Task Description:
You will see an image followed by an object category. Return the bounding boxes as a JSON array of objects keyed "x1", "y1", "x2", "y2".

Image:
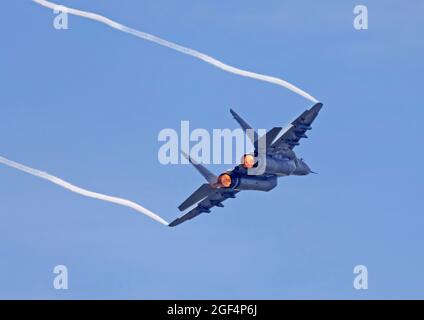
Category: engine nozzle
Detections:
[
  {"x1": 218, "y1": 173, "x2": 232, "y2": 188},
  {"x1": 242, "y1": 154, "x2": 256, "y2": 169}
]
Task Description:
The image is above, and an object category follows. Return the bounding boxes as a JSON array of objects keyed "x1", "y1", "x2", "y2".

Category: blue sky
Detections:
[{"x1": 0, "y1": 0, "x2": 423, "y2": 299}]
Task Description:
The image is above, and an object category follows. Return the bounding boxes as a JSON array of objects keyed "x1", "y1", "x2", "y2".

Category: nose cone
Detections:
[
  {"x1": 293, "y1": 159, "x2": 314, "y2": 176},
  {"x1": 304, "y1": 160, "x2": 314, "y2": 174}
]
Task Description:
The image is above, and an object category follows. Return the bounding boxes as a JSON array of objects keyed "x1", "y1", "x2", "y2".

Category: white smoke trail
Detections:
[
  {"x1": 0, "y1": 155, "x2": 169, "y2": 226},
  {"x1": 33, "y1": 0, "x2": 319, "y2": 103}
]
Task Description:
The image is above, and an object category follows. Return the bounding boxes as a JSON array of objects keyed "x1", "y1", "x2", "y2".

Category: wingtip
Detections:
[
  {"x1": 312, "y1": 102, "x2": 323, "y2": 111},
  {"x1": 168, "y1": 219, "x2": 180, "y2": 227}
]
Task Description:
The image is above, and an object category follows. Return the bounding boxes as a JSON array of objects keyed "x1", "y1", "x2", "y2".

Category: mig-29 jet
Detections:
[{"x1": 169, "y1": 102, "x2": 323, "y2": 227}]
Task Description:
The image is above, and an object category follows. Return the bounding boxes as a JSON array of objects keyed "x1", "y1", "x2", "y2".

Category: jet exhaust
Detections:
[
  {"x1": 33, "y1": 0, "x2": 319, "y2": 103},
  {"x1": 242, "y1": 154, "x2": 256, "y2": 169},
  {"x1": 217, "y1": 171, "x2": 277, "y2": 191},
  {"x1": 218, "y1": 173, "x2": 232, "y2": 188},
  {"x1": 0, "y1": 156, "x2": 169, "y2": 226}
]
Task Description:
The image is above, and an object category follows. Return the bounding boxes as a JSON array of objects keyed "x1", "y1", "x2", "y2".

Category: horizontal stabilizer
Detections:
[
  {"x1": 181, "y1": 151, "x2": 217, "y2": 184},
  {"x1": 230, "y1": 109, "x2": 258, "y2": 144}
]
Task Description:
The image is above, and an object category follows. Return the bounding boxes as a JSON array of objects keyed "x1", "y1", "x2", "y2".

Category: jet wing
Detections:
[
  {"x1": 178, "y1": 183, "x2": 215, "y2": 212},
  {"x1": 169, "y1": 188, "x2": 240, "y2": 227},
  {"x1": 271, "y1": 102, "x2": 323, "y2": 151},
  {"x1": 255, "y1": 126, "x2": 283, "y2": 152}
]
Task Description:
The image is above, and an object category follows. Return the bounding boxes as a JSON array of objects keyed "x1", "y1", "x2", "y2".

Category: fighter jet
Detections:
[{"x1": 169, "y1": 102, "x2": 323, "y2": 227}]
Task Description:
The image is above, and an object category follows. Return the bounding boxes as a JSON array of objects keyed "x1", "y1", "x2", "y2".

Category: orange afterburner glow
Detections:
[
  {"x1": 243, "y1": 154, "x2": 256, "y2": 169},
  {"x1": 219, "y1": 173, "x2": 232, "y2": 188}
]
